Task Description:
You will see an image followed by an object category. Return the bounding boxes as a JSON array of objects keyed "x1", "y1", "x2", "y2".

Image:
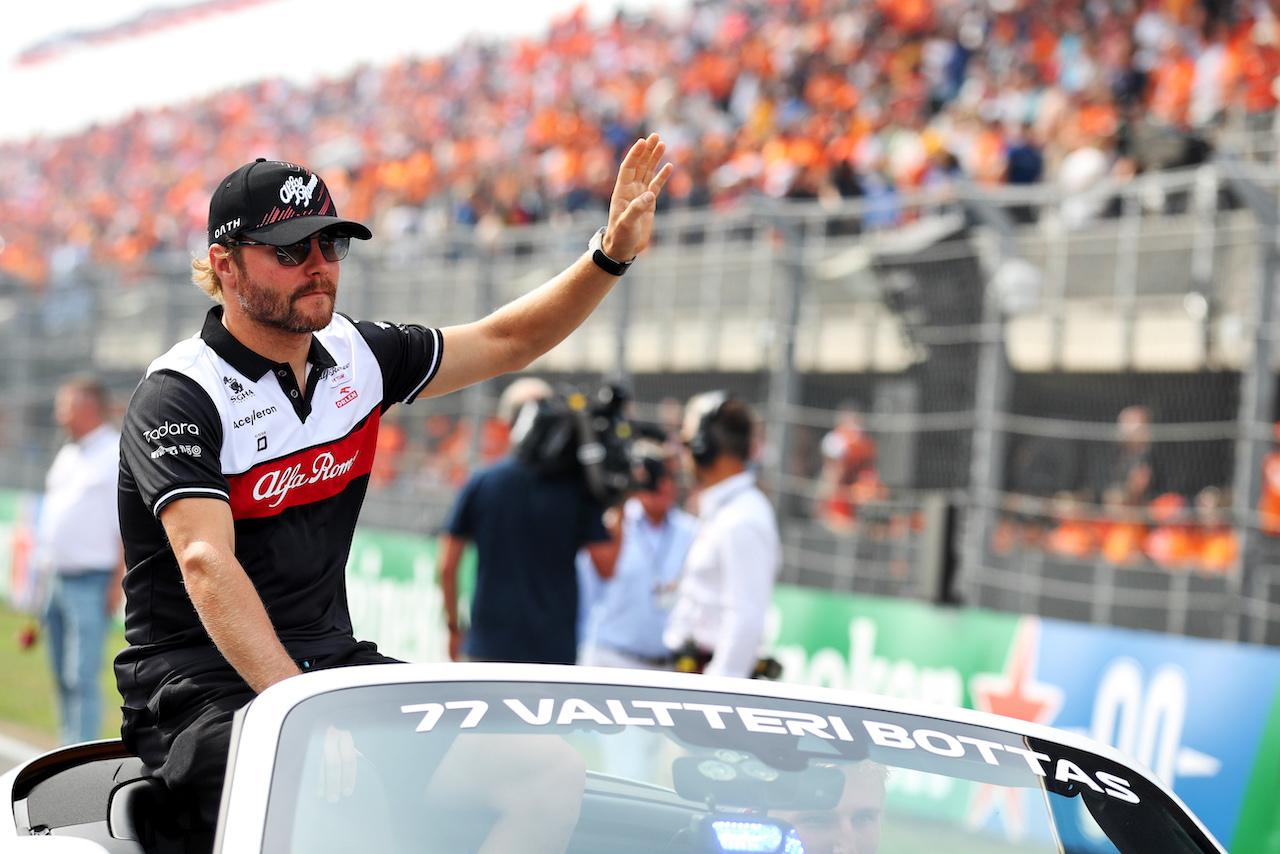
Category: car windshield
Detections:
[{"x1": 259, "y1": 681, "x2": 1215, "y2": 854}]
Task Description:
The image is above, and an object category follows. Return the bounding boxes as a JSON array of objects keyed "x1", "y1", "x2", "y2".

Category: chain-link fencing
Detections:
[{"x1": 6, "y1": 161, "x2": 1280, "y2": 644}]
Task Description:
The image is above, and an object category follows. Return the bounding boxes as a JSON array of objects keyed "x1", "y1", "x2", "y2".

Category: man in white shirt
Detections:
[
  {"x1": 663, "y1": 392, "x2": 780, "y2": 678},
  {"x1": 37, "y1": 376, "x2": 124, "y2": 744}
]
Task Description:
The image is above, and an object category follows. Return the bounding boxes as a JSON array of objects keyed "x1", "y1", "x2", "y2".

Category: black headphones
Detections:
[{"x1": 687, "y1": 390, "x2": 732, "y2": 468}]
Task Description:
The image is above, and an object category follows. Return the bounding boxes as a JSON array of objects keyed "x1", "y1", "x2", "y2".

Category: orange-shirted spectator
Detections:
[
  {"x1": 991, "y1": 514, "x2": 1021, "y2": 555},
  {"x1": 1258, "y1": 424, "x2": 1280, "y2": 535},
  {"x1": 814, "y1": 403, "x2": 881, "y2": 533},
  {"x1": 850, "y1": 468, "x2": 889, "y2": 510},
  {"x1": 736, "y1": 32, "x2": 775, "y2": 79},
  {"x1": 1166, "y1": 0, "x2": 1197, "y2": 25},
  {"x1": 1027, "y1": 18, "x2": 1061, "y2": 81},
  {"x1": 1192, "y1": 485, "x2": 1238, "y2": 574},
  {"x1": 1101, "y1": 517, "x2": 1148, "y2": 565},
  {"x1": 805, "y1": 69, "x2": 860, "y2": 114},
  {"x1": 1046, "y1": 492, "x2": 1099, "y2": 559},
  {"x1": 1076, "y1": 85, "x2": 1121, "y2": 143},
  {"x1": 0, "y1": 0, "x2": 1251, "y2": 294},
  {"x1": 1144, "y1": 492, "x2": 1197, "y2": 569},
  {"x1": 1197, "y1": 529, "x2": 1238, "y2": 573},
  {"x1": 371, "y1": 420, "x2": 408, "y2": 489},
  {"x1": 1147, "y1": 36, "x2": 1196, "y2": 127},
  {"x1": 1234, "y1": 21, "x2": 1280, "y2": 120},
  {"x1": 877, "y1": 0, "x2": 934, "y2": 37},
  {"x1": 436, "y1": 417, "x2": 477, "y2": 487},
  {"x1": 1098, "y1": 486, "x2": 1148, "y2": 566},
  {"x1": 478, "y1": 415, "x2": 512, "y2": 465},
  {"x1": 684, "y1": 49, "x2": 738, "y2": 104},
  {"x1": 968, "y1": 119, "x2": 1009, "y2": 186}
]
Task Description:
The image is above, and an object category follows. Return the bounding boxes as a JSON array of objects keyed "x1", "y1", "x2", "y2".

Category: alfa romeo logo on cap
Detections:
[{"x1": 280, "y1": 174, "x2": 319, "y2": 208}]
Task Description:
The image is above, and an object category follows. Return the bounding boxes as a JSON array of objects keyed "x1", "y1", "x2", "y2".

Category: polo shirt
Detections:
[
  {"x1": 445, "y1": 456, "x2": 609, "y2": 665},
  {"x1": 116, "y1": 306, "x2": 441, "y2": 660}
]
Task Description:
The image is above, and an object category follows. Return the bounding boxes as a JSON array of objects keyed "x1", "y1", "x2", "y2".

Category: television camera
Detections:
[{"x1": 512, "y1": 382, "x2": 638, "y2": 507}]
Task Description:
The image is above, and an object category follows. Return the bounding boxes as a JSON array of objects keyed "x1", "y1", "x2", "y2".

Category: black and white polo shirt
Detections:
[{"x1": 117, "y1": 306, "x2": 441, "y2": 655}]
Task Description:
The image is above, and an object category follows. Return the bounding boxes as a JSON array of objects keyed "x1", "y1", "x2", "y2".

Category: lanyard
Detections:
[{"x1": 633, "y1": 515, "x2": 679, "y2": 579}]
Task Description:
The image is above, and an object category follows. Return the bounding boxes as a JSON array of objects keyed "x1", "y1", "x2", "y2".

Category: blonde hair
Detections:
[{"x1": 191, "y1": 245, "x2": 240, "y2": 305}]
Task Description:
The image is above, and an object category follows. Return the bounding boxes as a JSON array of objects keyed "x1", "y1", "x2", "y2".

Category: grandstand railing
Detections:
[{"x1": 7, "y1": 161, "x2": 1280, "y2": 645}]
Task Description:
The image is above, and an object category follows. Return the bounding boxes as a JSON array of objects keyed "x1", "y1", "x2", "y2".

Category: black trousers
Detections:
[{"x1": 116, "y1": 640, "x2": 398, "y2": 853}]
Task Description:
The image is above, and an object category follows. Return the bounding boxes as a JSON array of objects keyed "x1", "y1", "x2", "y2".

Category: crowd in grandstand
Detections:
[
  {"x1": 3, "y1": 0, "x2": 1279, "y2": 288},
  {"x1": 991, "y1": 404, "x2": 1243, "y2": 573},
  {"x1": 797, "y1": 398, "x2": 1247, "y2": 574},
  {"x1": 3, "y1": 0, "x2": 1276, "y2": 576},
  {"x1": 992, "y1": 485, "x2": 1241, "y2": 573}
]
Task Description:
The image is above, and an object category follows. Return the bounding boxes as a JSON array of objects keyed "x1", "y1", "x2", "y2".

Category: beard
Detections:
[{"x1": 235, "y1": 267, "x2": 337, "y2": 334}]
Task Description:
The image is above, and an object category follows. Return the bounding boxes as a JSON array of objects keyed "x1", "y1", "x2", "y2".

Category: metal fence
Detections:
[{"x1": 7, "y1": 160, "x2": 1280, "y2": 645}]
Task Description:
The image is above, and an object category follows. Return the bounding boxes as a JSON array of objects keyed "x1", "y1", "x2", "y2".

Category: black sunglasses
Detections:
[{"x1": 225, "y1": 232, "x2": 350, "y2": 266}]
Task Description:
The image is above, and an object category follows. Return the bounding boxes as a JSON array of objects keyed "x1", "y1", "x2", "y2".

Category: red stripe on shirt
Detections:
[{"x1": 226, "y1": 411, "x2": 379, "y2": 519}]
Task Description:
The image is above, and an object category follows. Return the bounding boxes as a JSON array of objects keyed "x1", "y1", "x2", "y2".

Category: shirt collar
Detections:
[
  {"x1": 75, "y1": 423, "x2": 115, "y2": 449},
  {"x1": 698, "y1": 470, "x2": 754, "y2": 518},
  {"x1": 200, "y1": 305, "x2": 336, "y2": 381},
  {"x1": 624, "y1": 495, "x2": 669, "y2": 529}
]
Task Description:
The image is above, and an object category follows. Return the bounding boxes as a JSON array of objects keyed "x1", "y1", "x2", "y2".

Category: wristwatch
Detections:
[{"x1": 588, "y1": 227, "x2": 633, "y2": 276}]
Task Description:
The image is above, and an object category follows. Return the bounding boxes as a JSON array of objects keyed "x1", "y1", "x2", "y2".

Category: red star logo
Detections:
[{"x1": 966, "y1": 618, "x2": 1064, "y2": 839}]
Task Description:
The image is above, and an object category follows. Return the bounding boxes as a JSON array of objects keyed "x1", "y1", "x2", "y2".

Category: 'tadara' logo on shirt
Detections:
[{"x1": 141, "y1": 422, "x2": 199, "y2": 443}]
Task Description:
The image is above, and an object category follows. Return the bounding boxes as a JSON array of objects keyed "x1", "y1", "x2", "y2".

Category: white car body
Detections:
[{"x1": 1, "y1": 663, "x2": 1226, "y2": 854}]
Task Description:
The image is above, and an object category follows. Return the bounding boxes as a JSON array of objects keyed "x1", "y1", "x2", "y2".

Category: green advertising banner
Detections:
[
  {"x1": 0, "y1": 489, "x2": 39, "y2": 612},
  {"x1": 3, "y1": 493, "x2": 1279, "y2": 853},
  {"x1": 344, "y1": 527, "x2": 474, "y2": 665},
  {"x1": 767, "y1": 588, "x2": 1020, "y2": 707}
]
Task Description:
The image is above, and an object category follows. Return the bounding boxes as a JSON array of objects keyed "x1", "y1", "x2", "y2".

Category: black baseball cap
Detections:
[{"x1": 207, "y1": 158, "x2": 373, "y2": 247}]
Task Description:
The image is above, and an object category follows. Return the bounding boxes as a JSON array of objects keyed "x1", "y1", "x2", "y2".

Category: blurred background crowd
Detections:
[
  {"x1": 6, "y1": 0, "x2": 1280, "y2": 653},
  {"x1": 4, "y1": 0, "x2": 1280, "y2": 287}
]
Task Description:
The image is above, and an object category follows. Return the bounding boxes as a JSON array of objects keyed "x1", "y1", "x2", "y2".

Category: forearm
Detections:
[
  {"x1": 442, "y1": 573, "x2": 459, "y2": 630},
  {"x1": 180, "y1": 541, "x2": 301, "y2": 692},
  {"x1": 585, "y1": 507, "x2": 624, "y2": 580},
  {"x1": 439, "y1": 534, "x2": 465, "y2": 629},
  {"x1": 586, "y1": 540, "x2": 620, "y2": 580}
]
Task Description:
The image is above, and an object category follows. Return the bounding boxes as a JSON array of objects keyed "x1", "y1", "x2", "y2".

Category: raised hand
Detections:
[{"x1": 604, "y1": 134, "x2": 674, "y2": 262}]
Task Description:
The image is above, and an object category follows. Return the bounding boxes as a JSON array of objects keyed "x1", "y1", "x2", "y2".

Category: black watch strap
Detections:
[{"x1": 589, "y1": 227, "x2": 633, "y2": 276}]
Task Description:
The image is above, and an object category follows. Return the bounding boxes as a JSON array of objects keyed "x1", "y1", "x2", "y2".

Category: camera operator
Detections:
[
  {"x1": 663, "y1": 392, "x2": 781, "y2": 678},
  {"x1": 438, "y1": 378, "x2": 622, "y2": 664},
  {"x1": 578, "y1": 434, "x2": 698, "y2": 669}
]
